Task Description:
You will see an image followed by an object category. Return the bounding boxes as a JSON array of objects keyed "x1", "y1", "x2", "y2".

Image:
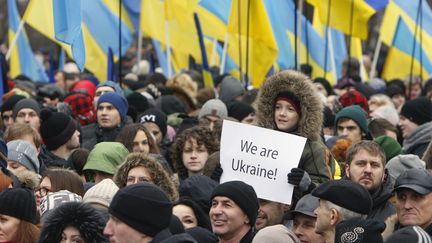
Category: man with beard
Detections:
[
  {"x1": 344, "y1": 140, "x2": 396, "y2": 221},
  {"x1": 38, "y1": 109, "x2": 80, "y2": 168},
  {"x1": 255, "y1": 199, "x2": 289, "y2": 231}
]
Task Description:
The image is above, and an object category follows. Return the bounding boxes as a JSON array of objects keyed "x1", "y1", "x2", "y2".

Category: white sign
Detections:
[{"x1": 220, "y1": 120, "x2": 307, "y2": 204}]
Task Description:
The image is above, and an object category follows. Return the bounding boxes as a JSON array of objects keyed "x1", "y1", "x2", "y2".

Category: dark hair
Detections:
[
  {"x1": 68, "y1": 148, "x2": 90, "y2": 176},
  {"x1": 368, "y1": 118, "x2": 398, "y2": 139},
  {"x1": 171, "y1": 126, "x2": 219, "y2": 180},
  {"x1": 346, "y1": 141, "x2": 386, "y2": 166},
  {"x1": 42, "y1": 168, "x2": 85, "y2": 197},
  {"x1": 116, "y1": 123, "x2": 160, "y2": 154}
]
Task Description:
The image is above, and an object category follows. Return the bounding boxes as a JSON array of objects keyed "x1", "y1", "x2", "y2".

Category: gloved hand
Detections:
[
  {"x1": 287, "y1": 168, "x2": 315, "y2": 193},
  {"x1": 210, "y1": 163, "x2": 223, "y2": 182}
]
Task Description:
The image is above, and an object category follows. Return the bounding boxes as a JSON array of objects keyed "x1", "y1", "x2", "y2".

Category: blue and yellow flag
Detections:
[
  {"x1": 308, "y1": 0, "x2": 375, "y2": 40},
  {"x1": 382, "y1": 17, "x2": 432, "y2": 80},
  {"x1": 24, "y1": 0, "x2": 133, "y2": 81},
  {"x1": 227, "y1": 0, "x2": 278, "y2": 87},
  {"x1": 7, "y1": 0, "x2": 48, "y2": 81}
]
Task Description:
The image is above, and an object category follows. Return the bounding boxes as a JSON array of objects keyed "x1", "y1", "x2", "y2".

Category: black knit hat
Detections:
[
  {"x1": 400, "y1": 97, "x2": 432, "y2": 126},
  {"x1": 12, "y1": 98, "x2": 41, "y2": 119},
  {"x1": 0, "y1": 95, "x2": 25, "y2": 113},
  {"x1": 40, "y1": 109, "x2": 78, "y2": 150},
  {"x1": 312, "y1": 180, "x2": 372, "y2": 215},
  {"x1": 335, "y1": 218, "x2": 385, "y2": 243},
  {"x1": 227, "y1": 101, "x2": 255, "y2": 122},
  {"x1": 0, "y1": 187, "x2": 37, "y2": 223},
  {"x1": 139, "y1": 108, "x2": 167, "y2": 137},
  {"x1": 109, "y1": 183, "x2": 172, "y2": 237},
  {"x1": 211, "y1": 181, "x2": 259, "y2": 226}
]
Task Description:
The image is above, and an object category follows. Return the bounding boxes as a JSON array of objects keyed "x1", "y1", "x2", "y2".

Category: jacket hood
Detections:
[
  {"x1": 256, "y1": 70, "x2": 323, "y2": 140},
  {"x1": 83, "y1": 142, "x2": 129, "y2": 175},
  {"x1": 38, "y1": 202, "x2": 108, "y2": 243}
]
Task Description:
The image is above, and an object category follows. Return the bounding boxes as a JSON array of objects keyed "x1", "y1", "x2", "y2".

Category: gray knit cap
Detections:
[
  {"x1": 7, "y1": 140, "x2": 40, "y2": 173},
  {"x1": 12, "y1": 98, "x2": 41, "y2": 120},
  {"x1": 198, "y1": 99, "x2": 228, "y2": 119},
  {"x1": 386, "y1": 154, "x2": 426, "y2": 183}
]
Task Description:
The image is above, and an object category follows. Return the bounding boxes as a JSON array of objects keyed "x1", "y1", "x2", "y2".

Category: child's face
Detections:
[{"x1": 274, "y1": 100, "x2": 300, "y2": 132}]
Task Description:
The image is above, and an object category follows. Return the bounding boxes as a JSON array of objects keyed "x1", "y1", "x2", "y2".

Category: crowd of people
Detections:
[{"x1": 0, "y1": 56, "x2": 431, "y2": 243}]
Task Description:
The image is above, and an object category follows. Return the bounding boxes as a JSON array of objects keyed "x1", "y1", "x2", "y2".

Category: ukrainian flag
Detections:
[
  {"x1": 7, "y1": 0, "x2": 48, "y2": 81},
  {"x1": 24, "y1": 0, "x2": 133, "y2": 81},
  {"x1": 382, "y1": 17, "x2": 432, "y2": 80}
]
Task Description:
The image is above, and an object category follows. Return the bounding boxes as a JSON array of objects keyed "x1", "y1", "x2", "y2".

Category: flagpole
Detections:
[
  {"x1": 118, "y1": 0, "x2": 123, "y2": 84},
  {"x1": 296, "y1": 0, "x2": 304, "y2": 70},
  {"x1": 5, "y1": 19, "x2": 25, "y2": 61},
  {"x1": 165, "y1": 20, "x2": 172, "y2": 78},
  {"x1": 328, "y1": 31, "x2": 338, "y2": 82},
  {"x1": 370, "y1": 37, "x2": 381, "y2": 78},
  {"x1": 220, "y1": 33, "x2": 229, "y2": 75},
  {"x1": 210, "y1": 38, "x2": 218, "y2": 67},
  {"x1": 409, "y1": 0, "x2": 422, "y2": 99},
  {"x1": 323, "y1": 0, "x2": 332, "y2": 78},
  {"x1": 137, "y1": 21, "x2": 143, "y2": 70},
  {"x1": 244, "y1": 0, "x2": 251, "y2": 88}
]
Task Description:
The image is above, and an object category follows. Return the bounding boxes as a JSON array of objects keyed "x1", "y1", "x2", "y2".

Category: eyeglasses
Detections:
[{"x1": 35, "y1": 187, "x2": 51, "y2": 197}]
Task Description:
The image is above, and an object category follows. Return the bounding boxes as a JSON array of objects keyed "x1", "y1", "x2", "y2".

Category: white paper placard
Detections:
[{"x1": 220, "y1": 120, "x2": 307, "y2": 204}]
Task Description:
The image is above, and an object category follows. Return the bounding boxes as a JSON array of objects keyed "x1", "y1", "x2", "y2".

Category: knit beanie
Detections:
[
  {"x1": 374, "y1": 136, "x2": 402, "y2": 162},
  {"x1": 97, "y1": 92, "x2": 129, "y2": 121},
  {"x1": 340, "y1": 90, "x2": 369, "y2": 114},
  {"x1": 40, "y1": 190, "x2": 83, "y2": 222},
  {"x1": 0, "y1": 187, "x2": 37, "y2": 223},
  {"x1": 252, "y1": 224, "x2": 299, "y2": 243},
  {"x1": 83, "y1": 142, "x2": 129, "y2": 175},
  {"x1": 385, "y1": 154, "x2": 426, "y2": 183},
  {"x1": 370, "y1": 106, "x2": 399, "y2": 127},
  {"x1": 1, "y1": 95, "x2": 25, "y2": 113},
  {"x1": 335, "y1": 218, "x2": 385, "y2": 243},
  {"x1": 139, "y1": 108, "x2": 168, "y2": 137},
  {"x1": 386, "y1": 84, "x2": 405, "y2": 98},
  {"x1": 335, "y1": 105, "x2": 369, "y2": 134},
  {"x1": 219, "y1": 76, "x2": 245, "y2": 103},
  {"x1": 83, "y1": 178, "x2": 119, "y2": 208},
  {"x1": 109, "y1": 183, "x2": 173, "y2": 237},
  {"x1": 211, "y1": 181, "x2": 259, "y2": 226},
  {"x1": 228, "y1": 101, "x2": 255, "y2": 122},
  {"x1": 96, "y1": 81, "x2": 123, "y2": 96},
  {"x1": 198, "y1": 99, "x2": 228, "y2": 119},
  {"x1": 275, "y1": 91, "x2": 302, "y2": 117},
  {"x1": 314, "y1": 77, "x2": 334, "y2": 96},
  {"x1": 400, "y1": 97, "x2": 432, "y2": 126},
  {"x1": 7, "y1": 140, "x2": 40, "y2": 173},
  {"x1": 12, "y1": 98, "x2": 41, "y2": 119},
  {"x1": 40, "y1": 109, "x2": 77, "y2": 150},
  {"x1": 385, "y1": 226, "x2": 432, "y2": 243}
]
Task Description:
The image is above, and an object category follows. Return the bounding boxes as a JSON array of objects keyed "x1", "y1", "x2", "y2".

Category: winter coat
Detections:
[
  {"x1": 403, "y1": 121, "x2": 432, "y2": 158},
  {"x1": 150, "y1": 228, "x2": 197, "y2": 243},
  {"x1": 367, "y1": 171, "x2": 396, "y2": 222},
  {"x1": 81, "y1": 123, "x2": 124, "y2": 151},
  {"x1": 38, "y1": 146, "x2": 68, "y2": 168},
  {"x1": 38, "y1": 202, "x2": 108, "y2": 243},
  {"x1": 256, "y1": 70, "x2": 336, "y2": 184}
]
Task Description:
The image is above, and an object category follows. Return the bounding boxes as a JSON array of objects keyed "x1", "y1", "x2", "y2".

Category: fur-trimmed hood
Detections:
[
  {"x1": 38, "y1": 202, "x2": 108, "y2": 243},
  {"x1": 256, "y1": 70, "x2": 323, "y2": 141}
]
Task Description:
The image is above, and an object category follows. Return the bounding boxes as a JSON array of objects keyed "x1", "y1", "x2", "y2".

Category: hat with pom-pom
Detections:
[{"x1": 40, "y1": 109, "x2": 78, "y2": 150}]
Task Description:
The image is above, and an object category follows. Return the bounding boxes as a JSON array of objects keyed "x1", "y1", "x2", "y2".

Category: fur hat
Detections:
[
  {"x1": 0, "y1": 187, "x2": 37, "y2": 223},
  {"x1": 139, "y1": 108, "x2": 168, "y2": 137},
  {"x1": 109, "y1": 183, "x2": 173, "y2": 237},
  {"x1": 335, "y1": 105, "x2": 369, "y2": 135},
  {"x1": 312, "y1": 180, "x2": 372, "y2": 215},
  {"x1": 12, "y1": 98, "x2": 41, "y2": 119},
  {"x1": 83, "y1": 179, "x2": 119, "y2": 208},
  {"x1": 97, "y1": 92, "x2": 129, "y2": 121},
  {"x1": 198, "y1": 99, "x2": 228, "y2": 119},
  {"x1": 211, "y1": 181, "x2": 259, "y2": 226},
  {"x1": 7, "y1": 140, "x2": 40, "y2": 173},
  {"x1": 38, "y1": 202, "x2": 108, "y2": 243},
  {"x1": 40, "y1": 109, "x2": 77, "y2": 150},
  {"x1": 400, "y1": 97, "x2": 432, "y2": 126}
]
